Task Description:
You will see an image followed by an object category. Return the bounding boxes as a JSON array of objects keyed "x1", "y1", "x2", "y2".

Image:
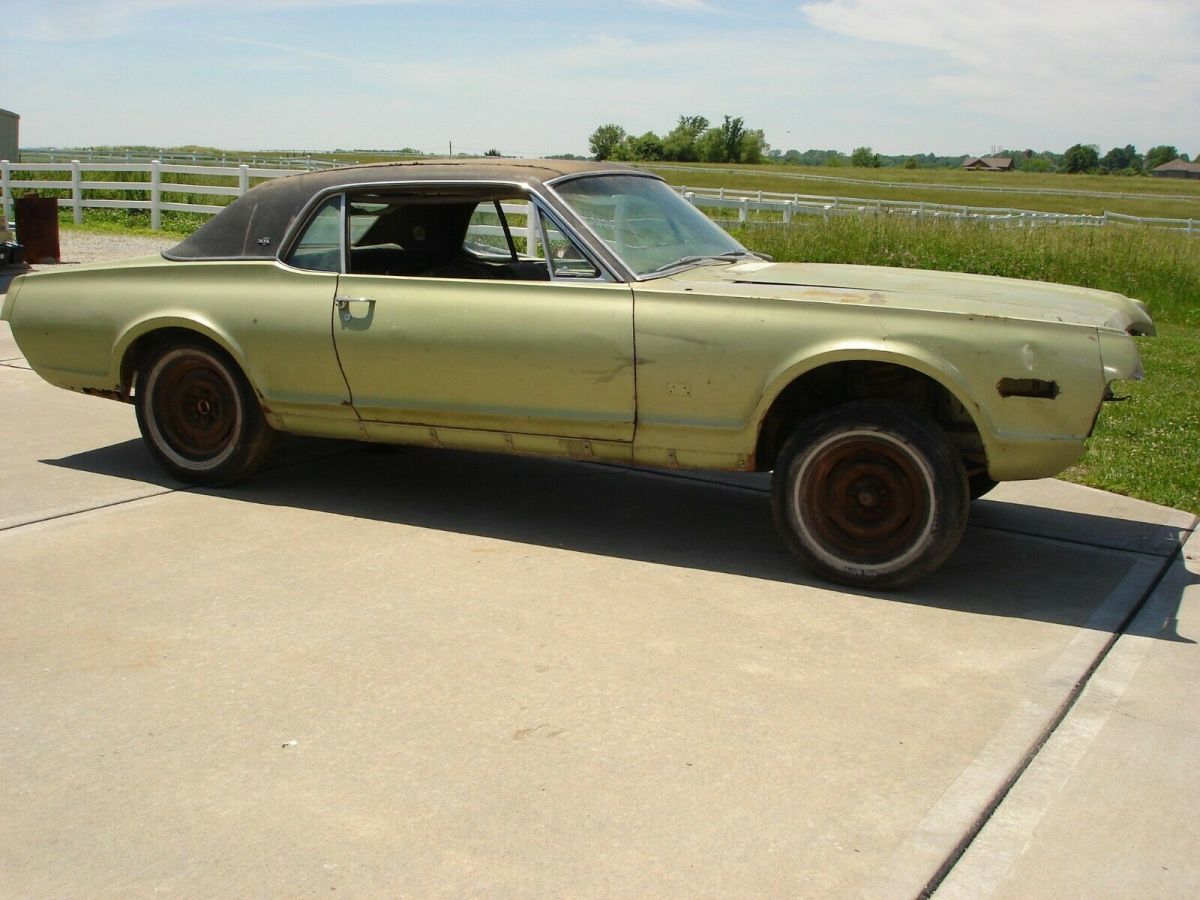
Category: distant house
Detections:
[
  {"x1": 1152, "y1": 158, "x2": 1200, "y2": 179},
  {"x1": 962, "y1": 156, "x2": 1014, "y2": 172}
]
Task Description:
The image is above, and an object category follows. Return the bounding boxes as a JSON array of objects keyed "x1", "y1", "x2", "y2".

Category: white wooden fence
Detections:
[
  {"x1": 2, "y1": 159, "x2": 1196, "y2": 237},
  {"x1": 651, "y1": 162, "x2": 1200, "y2": 204},
  {"x1": 1, "y1": 159, "x2": 299, "y2": 230},
  {"x1": 674, "y1": 185, "x2": 1198, "y2": 235}
]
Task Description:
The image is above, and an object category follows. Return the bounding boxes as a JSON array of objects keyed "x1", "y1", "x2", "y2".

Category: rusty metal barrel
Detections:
[{"x1": 15, "y1": 194, "x2": 61, "y2": 264}]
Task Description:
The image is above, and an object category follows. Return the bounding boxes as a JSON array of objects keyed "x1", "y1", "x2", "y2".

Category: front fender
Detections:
[{"x1": 755, "y1": 336, "x2": 993, "y2": 438}]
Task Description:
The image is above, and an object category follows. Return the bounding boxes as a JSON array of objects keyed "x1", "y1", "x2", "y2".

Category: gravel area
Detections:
[{"x1": 47, "y1": 231, "x2": 178, "y2": 265}]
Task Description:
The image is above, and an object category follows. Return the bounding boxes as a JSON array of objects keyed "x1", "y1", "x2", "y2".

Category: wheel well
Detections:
[
  {"x1": 120, "y1": 328, "x2": 229, "y2": 398},
  {"x1": 754, "y1": 361, "x2": 987, "y2": 474}
]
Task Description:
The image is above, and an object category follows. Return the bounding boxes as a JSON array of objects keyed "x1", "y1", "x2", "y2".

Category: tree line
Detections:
[
  {"x1": 589, "y1": 115, "x2": 767, "y2": 164},
  {"x1": 1056, "y1": 144, "x2": 1189, "y2": 175},
  {"x1": 752, "y1": 144, "x2": 1192, "y2": 174},
  {"x1": 584, "y1": 118, "x2": 1194, "y2": 175}
]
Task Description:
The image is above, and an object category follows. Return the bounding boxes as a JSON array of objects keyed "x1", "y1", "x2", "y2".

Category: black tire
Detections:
[
  {"x1": 771, "y1": 401, "x2": 969, "y2": 590},
  {"x1": 135, "y1": 340, "x2": 277, "y2": 485},
  {"x1": 969, "y1": 471, "x2": 999, "y2": 501}
]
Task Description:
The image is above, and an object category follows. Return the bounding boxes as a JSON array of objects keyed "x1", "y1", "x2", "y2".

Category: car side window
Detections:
[
  {"x1": 537, "y1": 208, "x2": 601, "y2": 279},
  {"x1": 463, "y1": 200, "x2": 518, "y2": 260},
  {"x1": 286, "y1": 195, "x2": 342, "y2": 272}
]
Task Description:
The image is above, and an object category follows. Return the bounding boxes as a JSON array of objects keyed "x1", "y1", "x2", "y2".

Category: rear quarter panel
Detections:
[{"x1": 3, "y1": 258, "x2": 353, "y2": 423}]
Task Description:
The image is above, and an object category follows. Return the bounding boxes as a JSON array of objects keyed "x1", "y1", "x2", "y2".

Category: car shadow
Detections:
[{"x1": 42, "y1": 436, "x2": 1195, "y2": 641}]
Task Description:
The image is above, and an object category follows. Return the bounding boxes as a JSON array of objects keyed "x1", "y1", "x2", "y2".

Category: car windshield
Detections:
[{"x1": 552, "y1": 174, "x2": 750, "y2": 278}]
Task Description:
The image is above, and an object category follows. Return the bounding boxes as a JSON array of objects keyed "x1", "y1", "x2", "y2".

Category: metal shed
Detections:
[{"x1": 0, "y1": 108, "x2": 18, "y2": 162}]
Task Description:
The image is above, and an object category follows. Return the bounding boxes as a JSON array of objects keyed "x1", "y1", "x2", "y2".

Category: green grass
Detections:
[
  {"x1": 1066, "y1": 326, "x2": 1198, "y2": 513},
  {"x1": 732, "y1": 218, "x2": 1200, "y2": 514},
  {"x1": 733, "y1": 217, "x2": 1200, "y2": 328},
  {"x1": 59, "y1": 210, "x2": 198, "y2": 238}
]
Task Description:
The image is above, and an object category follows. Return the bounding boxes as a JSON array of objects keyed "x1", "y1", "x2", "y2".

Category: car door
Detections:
[{"x1": 330, "y1": 192, "x2": 636, "y2": 442}]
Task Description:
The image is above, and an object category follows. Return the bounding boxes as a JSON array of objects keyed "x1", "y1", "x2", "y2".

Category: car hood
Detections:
[{"x1": 682, "y1": 261, "x2": 1156, "y2": 336}]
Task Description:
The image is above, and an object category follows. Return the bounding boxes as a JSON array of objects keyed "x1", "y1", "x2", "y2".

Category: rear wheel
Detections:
[
  {"x1": 135, "y1": 340, "x2": 277, "y2": 485},
  {"x1": 771, "y1": 401, "x2": 969, "y2": 589}
]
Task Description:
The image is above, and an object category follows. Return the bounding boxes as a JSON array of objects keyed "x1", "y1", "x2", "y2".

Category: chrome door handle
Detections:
[{"x1": 334, "y1": 296, "x2": 374, "y2": 311}]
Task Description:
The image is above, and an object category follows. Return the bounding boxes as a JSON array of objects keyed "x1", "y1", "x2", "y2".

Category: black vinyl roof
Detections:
[{"x1": 163, "y1": 158, "x2": 637, "y2": 261}]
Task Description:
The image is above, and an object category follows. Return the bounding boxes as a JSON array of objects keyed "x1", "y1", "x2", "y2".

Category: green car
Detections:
[{"x1": 1, "y1": 160, "x2": 1154, "y2": 588}]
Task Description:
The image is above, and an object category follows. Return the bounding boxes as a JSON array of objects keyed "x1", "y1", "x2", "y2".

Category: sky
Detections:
[{"x1": 6, "y1": 0, "x2": 1199, "y2": 159}]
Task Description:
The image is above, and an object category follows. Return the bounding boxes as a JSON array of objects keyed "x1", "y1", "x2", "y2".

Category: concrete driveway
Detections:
[{"x1": 1, "y1": 318, "x2": 1196, "y2": 898}]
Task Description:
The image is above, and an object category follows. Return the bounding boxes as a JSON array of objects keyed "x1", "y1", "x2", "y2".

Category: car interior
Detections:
[{"x1": 287, "y1": 188, "x2": 600, "y2": 281}]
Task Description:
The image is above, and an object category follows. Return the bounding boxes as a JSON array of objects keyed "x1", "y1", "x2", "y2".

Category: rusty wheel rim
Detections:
[
  {"x1": 148, "y1": 351, "x2": 242, "y2": 467},
  {"x1": 793, "y1": 431, "x2": 933, "y2": 567}
]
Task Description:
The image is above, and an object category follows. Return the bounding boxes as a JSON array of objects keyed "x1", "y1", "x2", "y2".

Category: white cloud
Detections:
[{"x1": 798, "y1": 0, "x2": 1200, "y2": 150}]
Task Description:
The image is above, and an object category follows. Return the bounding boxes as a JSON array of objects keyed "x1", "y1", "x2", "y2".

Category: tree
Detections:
[
  {"x1": 625, "y1": 131, "x2": 665, "y2": 161},
  {"x1": 484, "y1": 148, "x2": 502, "y2": 157},
  {"x1": 1061, "y1": 143, "x2": 1099, "y2": 173},
  {"x1": 1143, "y1": 145, "x2": 1179, "y2": 171},
  {"x1": 720, "y1": 116, "x2": 746, "y2": 163},
  {"x1": 850, "y1": 146, "x2": 881, "y2": 168},
  {"x1": 589, "y1": 124, "x2": 626, "y2": 161},
  {"x1": 739, "y1": 130, "x2": 767, "y2": 164},
  {"x1": 1101, "y1": 144, "x2": 1139, "y2": 173},
  {"x1": 696, "y1": 127, "x2": 727, "y2": 163},
  {"x1": 903, "y1": 157, "x2": 918, "y2": 169},
  {"x1": 663, "y1": 115, "x2": 708, "y2": 162}
]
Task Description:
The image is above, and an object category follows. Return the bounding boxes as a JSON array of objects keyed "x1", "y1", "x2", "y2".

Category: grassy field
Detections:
[
  {"x1": 647, "y1": 163, "x2": 1200, "y2": 220},
  {"x1": 731, "y1": 218, "x2": 1199, "y2": 514}
]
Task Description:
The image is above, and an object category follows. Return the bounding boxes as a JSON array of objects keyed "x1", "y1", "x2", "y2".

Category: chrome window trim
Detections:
[
  {"x1": 277, "y1": 178, "x2": 626, "y2": 284},
  {"x1": 278, "y1": 191, "x2": 346, "y2": 275},
  {"x1": 529, "y1": 199, "x2": 614, "y2": 284}
]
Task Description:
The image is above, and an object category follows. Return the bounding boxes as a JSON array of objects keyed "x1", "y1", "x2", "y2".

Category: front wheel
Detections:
[
  {"x1": 771, "y1": 401, "x2": 969, "y2": 590},
  {"x1": 135, "y1": 340, "x2": 277, "y2": 485}
]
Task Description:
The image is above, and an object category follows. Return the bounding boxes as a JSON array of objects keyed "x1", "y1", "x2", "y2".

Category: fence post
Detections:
[
  {"x1": 683, "y1": 191, "x2": 695, "y2": 205},
  {"x1": 71, "y1": 160, "x2": 83, "y2": 224},
  {"x1": 239, "y1": 164, "x2": 250, "y2": 195},
  {"x1": 151, "y1": 160, "x2": 162, "y2": 231},
  {"x1": 739, "y1": 198, "x2": 749, "y2": 223},
  {"x1": 783, "y1": 201, "x2": 792, "y2": 225},
  {"x1": 0, "y1": 160, "x2": 10, "y2": 225}
]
